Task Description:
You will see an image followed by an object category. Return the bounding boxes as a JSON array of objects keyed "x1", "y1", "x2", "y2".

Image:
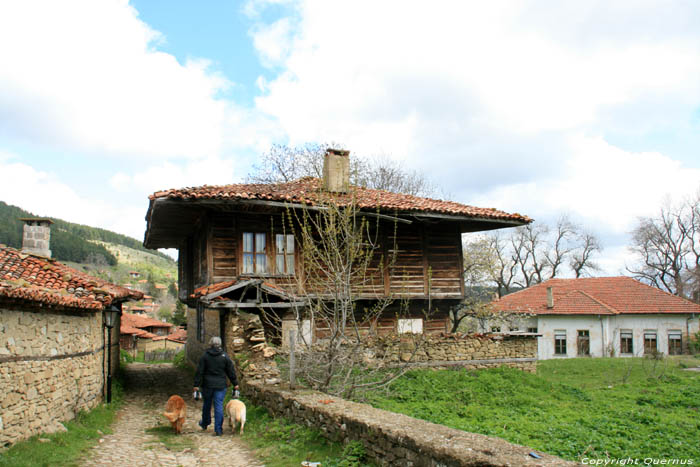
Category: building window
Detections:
[
  {"x1": 668, "y1": 330, "x2": 682, "y2": 355},
  {"x1": 577, "y1": 330, "x2": 590, "y2": 356},
  {"x1": 527, "y1": 327, "x2": 538, "y2": 333},
  {"x1": 554, "y1": 330, "x2": 567, "y2": 356},
  {"x1": 398, "y1": 318, "x2": 423, "y2": 334},
  {"x1": 490, "y1": 326, "x2": 501, "y2": 333},
  {"x1": 243, "y1": 232, "x2": 267, "y2": 274},
  {"x1": 643, "y1": 330, "x2": 657, "y2": 355},
  {"x1": 276, "y1": 234, "x2": 295, "y2": 275},
  {"x1": 197, "y1": 304, "x2": 205, "y2": 343},
  {"x1": 620, "y1": 330, "x2": 633, "y2": 354}
]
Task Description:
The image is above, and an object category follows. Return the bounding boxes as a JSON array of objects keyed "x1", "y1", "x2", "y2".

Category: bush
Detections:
[{"x1": 120, "y1": 349, "x2": 134, "y2": 363}]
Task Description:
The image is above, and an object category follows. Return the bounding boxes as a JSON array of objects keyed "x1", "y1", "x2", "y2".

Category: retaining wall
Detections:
[{"x1": 243, "y1": 380, "x2": 575, "y2": 467}]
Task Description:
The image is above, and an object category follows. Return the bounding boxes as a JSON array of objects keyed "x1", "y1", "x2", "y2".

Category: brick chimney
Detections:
[
  {"x1": 323, "y1": 148, "x2": 350, "y2": 193},
  {"x1": 546, "y1": 286, "x2": 554, "y2": 309},
  {"x1": 20, "y1": 218, "x2": 53, "y2": 258}
]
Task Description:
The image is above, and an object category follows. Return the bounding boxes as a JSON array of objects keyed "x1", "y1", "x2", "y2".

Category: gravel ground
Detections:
[{"x1": 80, "y1": 362, "x2": 263, "y2": 467}]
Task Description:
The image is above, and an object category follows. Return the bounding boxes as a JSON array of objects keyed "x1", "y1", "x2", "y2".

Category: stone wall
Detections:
[
  {"x1": 379, "y1": 334, "x2": 538, "y2": 372},
  {"x1": 243, "y1": 380, "x2": 574, "y2": 467},
  {"x1": 0, "y1": 307, "x2": 111, "y2": 446},
  {"x1": 185, "y1": 306, "x2": 221, "y2": 366}
]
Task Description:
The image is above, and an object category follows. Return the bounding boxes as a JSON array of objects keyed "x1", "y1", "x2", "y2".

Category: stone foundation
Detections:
[
  {"x1": 0, "y1": 307, "x2": 112, "y2": 446},
  {"x1": 380, "y1": 333, "x2": 538, "y2": 372},
  {"x1": 243, "y1": 380, "x2": 574, "y2": 466}
]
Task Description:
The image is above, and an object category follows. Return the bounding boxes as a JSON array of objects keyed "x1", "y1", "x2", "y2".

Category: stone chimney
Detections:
[
  {"x1": 546, "y1": 286, "x2": 554, "y2": 309},
  {"x1": 20, "y1": 218, "x2": 53, "y2": 258},
  {"x1": 323, "y1": 148, "x2": 350, "y2": 193}
]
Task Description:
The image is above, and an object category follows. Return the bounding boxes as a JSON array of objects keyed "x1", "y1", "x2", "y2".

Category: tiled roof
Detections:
[
  {"x1": 150, "y1": 177, "x2": 531, "y2": 223},
  {"x1": 492, "y1": 277, "x2": 700, "y2": 315},
  {"x1": 122, "y1": 312, "x2": 173, "y2": 329},
  {"x1": 166, "y1": 327, "x2": 187, "y2": 343},
  {"x1": 190, "y1": 278, "x2": 288, "y2": 299},
  {"x1": 0, "y1": 246, "x2": 142, "y2": 310}
]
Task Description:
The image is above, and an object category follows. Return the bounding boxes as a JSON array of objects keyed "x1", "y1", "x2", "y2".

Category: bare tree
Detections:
[
  {"x1": 268, "y1": 193, "x2": 427, "y2": 398},
  {"x1": 463, "y1": 215, "x2": 603, "y2": 299},
  {"x1": 627, "y1": 194, "x2": 700, "y2": 300},
  {"x1": 247, "y1": 143, "x2": 437, "y2": 197}
]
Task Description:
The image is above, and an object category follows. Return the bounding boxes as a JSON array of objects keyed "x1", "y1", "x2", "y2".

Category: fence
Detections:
[{"x1": 144, "y1": 349, "x2": 178, "y2": 362}]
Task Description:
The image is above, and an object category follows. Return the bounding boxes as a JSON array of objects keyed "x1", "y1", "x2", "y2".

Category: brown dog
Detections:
[
  {"x1": 225, "y1": 399, "x2": 246, "y2": 435},
  {"x1": 163, "y1": 395, "x2": 187, "y2": 434}
]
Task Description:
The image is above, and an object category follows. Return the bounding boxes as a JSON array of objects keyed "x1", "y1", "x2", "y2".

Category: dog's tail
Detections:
[
  {"x1": 239, "y1": 404, "x2": 246, "y2": 434},
  {"x1": 163, "y1": 410, "x2": 179, "y2": 423}
]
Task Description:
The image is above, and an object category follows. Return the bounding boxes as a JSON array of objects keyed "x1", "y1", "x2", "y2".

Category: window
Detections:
[
  {"x1": 197, "y1": 303, "x2": 205, "y2": 343},
  {"x1": 554, "y1": 330, "x2": 567, "y2": 356},
  {"x1": 243, "y1": 232, "x2": 267, "y2": 274},
  {"x1": 490, "y1": 326, "x2": 501, "y2": 333},
  {"x1": 276, "y1": 234, "x2": 295, "y2": 275},
  {"x1": 527, "y1": 327, "x2": 538, "y2": 333},
  {"x1": 668, "y1": 330, "x2": 682, "y2": 355},
  {"x1": 398, "y1": 318, "x2": 423, "y2": 334},
  {"x1": 577, "y1": 330, "x2": 590, "y2": 356},
  {"x1": 643, "y1": 330, "x2": 657, "y2": 355},
  {"x1": 620, "y1": 330, "x2": 633, "y2": 354}
]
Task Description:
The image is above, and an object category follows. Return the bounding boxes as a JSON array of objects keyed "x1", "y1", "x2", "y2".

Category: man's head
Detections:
[{"x1": 210, "y1": 336, "x2": 222, "y2": 348}]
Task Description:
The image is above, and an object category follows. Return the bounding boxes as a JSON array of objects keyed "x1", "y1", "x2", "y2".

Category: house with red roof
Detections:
[
  {"x1": 143, "y1": 149, "x2": 532, "y2": 365},
  {"x1": 0, "y1": 223, "x2": 142, "y2": 445},
  {"x1": 491, "y1": 277, "x2": 700, "y2": 360},
  {"x1": 120, "y1": 312, "x2": 178, "y2": 354}
]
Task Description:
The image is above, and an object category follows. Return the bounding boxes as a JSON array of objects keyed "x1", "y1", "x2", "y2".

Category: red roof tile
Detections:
[
  {"x1": 150, "y1": 177, "x2": 531, "y2": 223},
  {"x1": 122, "y1": 312, "x2": 173, "y2": 329},
  {"x1": 0, "y1": 246, "x2": 142, "y2": 310},
  {"x1": 166, "y1": 327, "x2": 187, "y2": 343},
  {"x1": 492, "y1": 277, "x2": 700, "y2": 315}
]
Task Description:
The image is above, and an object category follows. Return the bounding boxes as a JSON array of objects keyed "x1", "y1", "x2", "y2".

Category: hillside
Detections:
[{"x1": 0, "y1": 200, "x2": 172, "y2": 265}]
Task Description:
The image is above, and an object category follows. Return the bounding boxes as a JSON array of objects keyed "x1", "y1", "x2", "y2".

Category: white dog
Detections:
[{"x1": 225, "y1": 399, "x2": 246, "y2": 435}]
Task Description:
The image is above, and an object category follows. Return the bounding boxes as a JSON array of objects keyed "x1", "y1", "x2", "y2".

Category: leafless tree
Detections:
[
  {"x1": 463, "y1": 215, "x2": 603, "y2": 298},
  {"x1": 247, "y1": 143, "x2": 437, "y2": 197},
  {"x1": 268, "y1": 193, "x2": 427, "y2": 398},
  {"x1": 627, "y1": 193, "x2": 700, "y2": 301}
]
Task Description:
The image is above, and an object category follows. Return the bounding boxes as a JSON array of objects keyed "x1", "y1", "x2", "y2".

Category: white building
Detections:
[{"x1": 491, "y1": 277, "x2": 700, "y2": 360}]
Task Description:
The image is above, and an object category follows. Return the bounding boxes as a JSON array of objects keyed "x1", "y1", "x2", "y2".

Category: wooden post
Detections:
[{"x1": 289, "y1": 329, "x2": 296, "y2": 390}]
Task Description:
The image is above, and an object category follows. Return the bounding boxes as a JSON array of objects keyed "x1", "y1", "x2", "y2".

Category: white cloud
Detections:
[
  {"x1": 0, "y1": 155, "x2": 146, "y2": 240},
  {"x1": 0, "y1": 0, "x2": 275, "y2": 159},
  {"x1": 247, "y1": 0, "x2": 700, "y2": 274}
]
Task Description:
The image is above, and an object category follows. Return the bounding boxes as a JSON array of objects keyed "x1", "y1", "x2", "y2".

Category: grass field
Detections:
[{"x1": 363, "y1": 356, "x2": 700, "y2": 462}]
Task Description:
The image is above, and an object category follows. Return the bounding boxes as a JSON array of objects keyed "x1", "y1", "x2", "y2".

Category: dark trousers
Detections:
[{"x1": 200, "y1": 387, "x2": 226, "y2": 434}]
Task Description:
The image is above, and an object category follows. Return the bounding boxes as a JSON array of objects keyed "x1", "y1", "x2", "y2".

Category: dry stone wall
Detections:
[
  {"x1": 380, "y1": 334, "x2": 537, "y2": 372},
  {"x1": 0, "y1": 307, "x2": 110, "y2": 446},
  {"x1": 243, "y1": 380, "x2": 575, "y2": 467}
]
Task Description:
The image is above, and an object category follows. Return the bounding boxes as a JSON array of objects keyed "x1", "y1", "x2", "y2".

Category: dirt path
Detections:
[{"x1": 80, "y1": 363, "x2": 263, "y2": 467}]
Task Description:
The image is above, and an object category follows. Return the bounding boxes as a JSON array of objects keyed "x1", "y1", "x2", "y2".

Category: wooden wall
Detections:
[{"x1": 178, "y1": 210, "x2": 464, "y2": 301}]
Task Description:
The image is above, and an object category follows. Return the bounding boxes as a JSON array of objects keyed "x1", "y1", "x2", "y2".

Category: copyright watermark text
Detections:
[{"x1": 582, "y1": 459, "x2": 694, "y2": 466}]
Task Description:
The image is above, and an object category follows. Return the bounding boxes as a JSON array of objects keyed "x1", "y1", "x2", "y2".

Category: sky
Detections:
[{"x1": 1, "y1": 0, "x2": 699, "y2": 274}]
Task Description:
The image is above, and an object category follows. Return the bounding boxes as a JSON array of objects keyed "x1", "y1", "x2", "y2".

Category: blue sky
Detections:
[{"x1": 1, "y1": 0, "x2": 699, "y2": 274}]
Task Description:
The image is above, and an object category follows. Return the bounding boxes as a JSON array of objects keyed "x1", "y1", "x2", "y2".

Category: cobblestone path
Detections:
[{"x1": 80, "y1": 363, "x2": 263, "y2": 467}]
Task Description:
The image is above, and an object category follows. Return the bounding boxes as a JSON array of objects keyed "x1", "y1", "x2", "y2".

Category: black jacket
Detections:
[{"x1": 194, "y1": 346, "x2": 238, "y2": 390}]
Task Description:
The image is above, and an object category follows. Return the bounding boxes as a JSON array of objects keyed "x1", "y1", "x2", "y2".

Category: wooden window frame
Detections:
[
  {"x1": 668, "y1": 330, "x2": 682, "y2": 355},
  {"x1": 275, "y1": 233, "x2": 295, "y2": 276},
  {"x1": 242, "y1": 232, "x2": 268, "y2": 275},
  {"x1": 577, "y1": 329, "x2": 590, "y2": 356},
  {"x1": 620, "y1": 330, "x2": 633, "y2": 355},
  {"x1": 554, "y1": 330, "x2": 567, "y2": 356},
  {"x1": 643, "y1": 330, "x2": 657, "y2": 355}
]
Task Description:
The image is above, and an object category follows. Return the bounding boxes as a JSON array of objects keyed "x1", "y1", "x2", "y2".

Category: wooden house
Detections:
[{"x1": 143, "y1": 149, "x2": 531, "y2": 363}]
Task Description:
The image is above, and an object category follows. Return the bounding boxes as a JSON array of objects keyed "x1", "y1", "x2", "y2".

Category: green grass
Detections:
[
  {"x1": 144, "y1": 425, "x2": 195, "y2": 452},
  {"x1": 362, "y1": 357, "x2": 700, "y2": 462},
  {"x1": 0, "y1": 382, "x2": 124, "y2": 467},
  {"x1": 240, "y1": 400, "x2": 371, "y2": 467}
]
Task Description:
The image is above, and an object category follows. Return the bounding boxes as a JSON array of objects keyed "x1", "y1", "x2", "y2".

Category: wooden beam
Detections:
[
  {"x1": 205, "y1": 301, "x2": 307, "y2": 309},
  {"x1": 202, "y1": 279, "x2": 260, "y2": 301}
]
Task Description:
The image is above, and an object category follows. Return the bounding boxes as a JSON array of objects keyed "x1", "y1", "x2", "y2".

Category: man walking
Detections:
[{"x1": 193, "y1": 336, "x2": 239, "y2": 436}]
